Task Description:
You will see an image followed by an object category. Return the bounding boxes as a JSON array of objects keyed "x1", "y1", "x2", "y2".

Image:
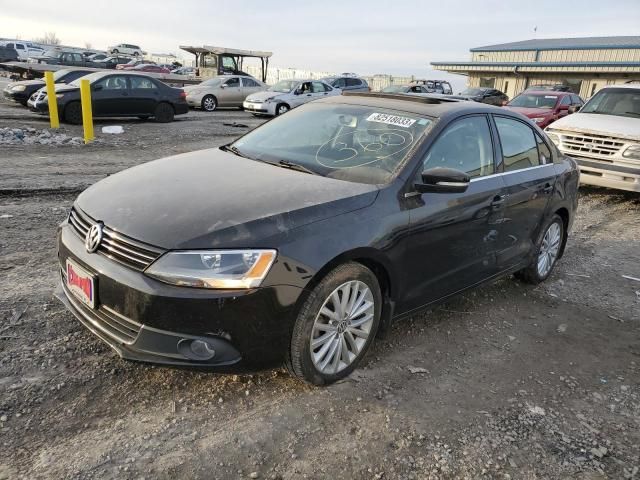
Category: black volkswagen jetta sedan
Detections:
[
  {"x1": 3, "y1": 68, "x2": 92, "y2": 106},
  {"x1": 56, "y1": 93, "x2": 579, "y2": 385}
]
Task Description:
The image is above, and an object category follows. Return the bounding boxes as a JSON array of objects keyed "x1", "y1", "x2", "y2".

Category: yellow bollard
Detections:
[
  {"x1": 79, "y1": 79, "x2": 94, "y2": 144},
  {"x1": 44, "y1": 71, "x2": 59, "y2": 129}
]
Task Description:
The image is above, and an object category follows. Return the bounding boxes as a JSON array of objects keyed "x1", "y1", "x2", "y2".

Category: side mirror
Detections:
[
  {"x1": 414, "y1": 167, "x2": 470, "y2": 194},
  {"x1": 220, "y1": 84, "x2": 227, "y2": 88},
  {"x1": 568, "y1": 105, "x2": 580, "y2": 114}
]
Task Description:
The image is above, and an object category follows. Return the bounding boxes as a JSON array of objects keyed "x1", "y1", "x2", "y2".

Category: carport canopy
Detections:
[{"x1": 179, "y1": 45, "x2": 272, "y2": 81}]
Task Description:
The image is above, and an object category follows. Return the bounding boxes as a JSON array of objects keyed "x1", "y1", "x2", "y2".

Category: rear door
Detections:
[
  {"x1": 311, "y1": 81, "x2": 332, "y2": 100},
  {"x1": 400, "y1": 114, "x2": 508, "y2": 311},
  {"x1": 491, "y1": 115, "x2": 557, "y2": 270},
  {"x1": 241, "y1": 77, "x2": 263, "y2": 98}
]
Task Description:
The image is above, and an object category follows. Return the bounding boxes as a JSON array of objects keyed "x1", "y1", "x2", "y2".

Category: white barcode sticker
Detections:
[{"x1": 366, "y1": 113, "x2": 416, "y2": 128}]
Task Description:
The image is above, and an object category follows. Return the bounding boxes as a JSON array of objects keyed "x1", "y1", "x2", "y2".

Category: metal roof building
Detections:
[{"x1": 432, "y1": 36, "x2": 640, "y2": 99}]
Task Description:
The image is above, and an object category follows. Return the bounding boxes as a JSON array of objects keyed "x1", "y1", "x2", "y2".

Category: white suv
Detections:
[
  {"x1": 108, "y1": 43, "x2": 145, "y2": 57},
  {"x1": 546, "y1": 83, "x2": 640, "y2": 192}
]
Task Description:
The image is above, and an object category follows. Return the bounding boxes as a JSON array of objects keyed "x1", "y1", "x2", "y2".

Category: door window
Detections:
[
  {"x1": 130, "y1": 76, "x2": 157, "y2": 89},
  {"x1": 95, "y1": 76, "x2": 128, "y2": 90},
  {"x1": 242, "y1": 77, "x2": 260, "y2": 87},
  {"x1": 345, "y1": 78, "x2": 361, "y2": 88},
  {"x1": 559, "y1": 96, "x2": 571, "y2": 106},
  {"x1": 421, "y1": 116, "x2": 495, "y2": 178},
  {"x1": 333, "y1": 78, "x2": 347, "y2": 88},
  {"x1": 16, "y1": 44, "x2": 25, "y2": 50},
  {"x1": 311, "y1": 81, "x2": 329, "y2": 93},
  {"x1": 224, "y1": 77, "x2": 240, "y2": 87},
  {"x1": 536, "y1": 133, "x2": 553, "y2": 165},
  {"x1": 494, "y1": 117, "x2": 539, "y2": 172}
]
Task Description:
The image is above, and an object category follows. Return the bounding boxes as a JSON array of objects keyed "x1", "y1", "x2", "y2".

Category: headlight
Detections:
[
  {"x1": 263, "y1": 96, "x2": 277, "y2": 103},
  {"x1": 145, "y1": 249, "x2": 277, "y2": 289},
  {"x1": 532, "y1": 117, "x2": 546, "y2": 123},
  {"x1": 11, "y1": 85, "x2": 26, "y2": 92},
  {"x1": 622, "y1": 144, "x2": 640, "y2": 160},
  {"x1": 546, "y1": 132, "x2": 560, "y2": 146}
]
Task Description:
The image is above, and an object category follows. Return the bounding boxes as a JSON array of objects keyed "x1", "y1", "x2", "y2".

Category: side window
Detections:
[
  {"x1": 130, "y1": 76, "x2": 157, "y2": 89},
  {"x1": 333, "y1": 78, "x2": 346, "y2": 88},
  {"x1": 224, "y1": 77, "x2": 240, "y2": 87},
  {"x1": 242, "y1": 77, "x2": 258, "y2": 87},
  {"x1": 73, "y1": 53, "x2": 83, "y2": 62},
  {"x1": 67, "y1": 71, "x2": 88, "y2": 82},
  {"x1": 6, "y1": 43, "x2": 14, "y2": 49},
  {"x1": 345, "y1": 78, "x2": 361, "y2": 87},
  {"x1": 16, "y1": 44, "x2": 25, "y2": 50},
  {"x1": 560, "y1": 96, "x2": 571, "y2": 106},
  {"x1": 572, "y1": 94, "x2": 583, "y2": 105},
  {"x1": 311, "y1": 81, "x2": 328, "y2": 93},
  {"x1": 95, "y1": 76, "x2": 128, "y2": 90},
  {"x1": 422, "y1": 116, "x2": 495, "y2": 178},
  {"x1": 494, "y1": 117, "x2": 539, "y2": 172}
]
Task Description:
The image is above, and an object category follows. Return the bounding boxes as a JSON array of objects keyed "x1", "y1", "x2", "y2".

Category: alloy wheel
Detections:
[
  {"x1": 537, "y1": 222, "x2": 561, "y2": 277},
  {"x1": 310, "y1": 280, "x2": 375, "y2": 375},
  {"x1": 277, "y1": 105, "x2": 289, "y2": 115},
  {"x1": 202, "y1": 96, "x2": 216, "y2": 111}
]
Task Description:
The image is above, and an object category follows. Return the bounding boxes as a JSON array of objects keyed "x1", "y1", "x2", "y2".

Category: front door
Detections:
[
  {"x1": 491, "y1": 115, "x2": 557, "y2": 269},
  {"x1": 399, "y1": 115, "x2": 508, "y2": 312},
  {"x1": 91, "y1": 75, "x2": 130, "y2": 115},
  {"x1": 219, "y1": 77, "x2": 242, "y2": 106},
  {"x1": 291, "y1": 81, "x2": 313, "y2": 107}
]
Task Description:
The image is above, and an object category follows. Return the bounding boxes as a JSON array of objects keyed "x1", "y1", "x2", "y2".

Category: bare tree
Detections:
[
  {"x1": 84, "y1": 41, "x2": 92, "y2": 50},
  {"x1": 34, "y1": 32, "x2": 61, "y2": 45}
]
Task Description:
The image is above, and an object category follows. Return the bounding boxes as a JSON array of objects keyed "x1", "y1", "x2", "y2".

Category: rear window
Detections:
[{"x1": 232, "y1": 103, "x2": 434, "y2": 185}]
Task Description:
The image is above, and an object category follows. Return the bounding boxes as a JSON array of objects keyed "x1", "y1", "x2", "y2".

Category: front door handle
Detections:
[
  {"x1": 490, "y1": 194, "x2": 508, "y2": 211},
  {"x1": 542, "y1": 183, "x2": 554, "y2": 194}
]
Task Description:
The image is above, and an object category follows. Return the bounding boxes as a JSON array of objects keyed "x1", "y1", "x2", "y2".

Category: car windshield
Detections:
[
  {"x1": 53, "y1": 69, "x2": 71, "y2": 81},
  {"x1": 508, "y1": 94, "x2": 558, "y2": 109},
  {"x1": 230, "y1": 103, "x2": 434, "y2": 185},
  {"x1": 460, "y1": 88, "x2": 484, "y2": 96},
  {"x1": 382, "y1": 86, "x2": 409, "y2": 93},
  {"x1": 268, "y1": 80, "x2": 298, "y2": 93},
  {"x1": 580, "y1": 88, "x2": 640, "y2": 118},
  {"x1": 201, "y1": 78, "x2": 223, "y2": 87}
]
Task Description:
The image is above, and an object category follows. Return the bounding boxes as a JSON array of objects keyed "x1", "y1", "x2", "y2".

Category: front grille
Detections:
[
  {"x1": 61, "y1": 269, "x2": 142, "y2": 344},
  {"x1": 560, "y1": 132, "x2": 625, "y2": 157},
  {"x1": 68, "y1": 207, "x2": 164, "y2": 271}
]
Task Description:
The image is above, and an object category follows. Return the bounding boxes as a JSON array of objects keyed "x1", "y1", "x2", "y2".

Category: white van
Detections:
[
  {"x1": 1, "y1": 41, "x2": 43, "y2": 61},
  {"x1": 546, "y1": 83, "x2": 640, "y2": 192}
]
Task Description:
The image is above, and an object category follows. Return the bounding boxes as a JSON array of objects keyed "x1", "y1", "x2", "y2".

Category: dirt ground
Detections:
[{"x1": 0, "y1": 77, "x2": 639, "y2": 480}]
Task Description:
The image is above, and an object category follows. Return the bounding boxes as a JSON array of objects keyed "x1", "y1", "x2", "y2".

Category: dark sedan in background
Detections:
[
  {"x1": 451, "y1": 87, "x2": 509, "y2": 106},
  {"x1": 56, "y1": 93, "x2": 578, "y2": 385},
  {"x1": 28, "y1": 72, "x2": 188, "y2": 123},
  {"x1": 3, "y1": 68, "x2": 92, "y2": 106}
]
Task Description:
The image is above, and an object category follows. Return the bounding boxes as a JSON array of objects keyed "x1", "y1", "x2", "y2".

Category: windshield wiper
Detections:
[
  {"x1": 220, "y1": 144, "x2": 251, "y2": 159},
  {"x1": 277, "y1": 160, "x2": 319, "y2": 175}
]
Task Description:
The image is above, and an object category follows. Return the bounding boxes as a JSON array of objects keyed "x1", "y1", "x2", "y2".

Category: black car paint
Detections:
[
  {"x1": 31, "y1": 73, "x2": 188, "y2": 119},
  {"x1": 0, "y1": 45, "x2": 18, "y2": 63},
  {"x1": 3, "y1": 69, "x2": 91, "y2": 105},
  {"x1": 450, "y1": 88, "x2": 509, "y2": 106},
  {"x1": 56, "y1": 96, "x2": 579, "y2": 370}
]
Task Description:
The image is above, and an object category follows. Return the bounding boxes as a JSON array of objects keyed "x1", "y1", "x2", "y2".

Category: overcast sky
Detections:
[{"x1": 2, "y1": 0, "x2": 639, "y2": 89}]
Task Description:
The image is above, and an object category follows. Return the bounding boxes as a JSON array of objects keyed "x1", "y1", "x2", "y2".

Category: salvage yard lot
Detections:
[{"x1": 0, "y1": 81, "x2": 639, "y2": 479}]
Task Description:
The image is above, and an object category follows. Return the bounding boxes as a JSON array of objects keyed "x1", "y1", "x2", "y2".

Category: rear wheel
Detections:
[
  {"x1": 201, "y1": 95, "x2": 217, "y2": 112},
  {"x1": 275, "y1": 103, "x2": 289, "y2": 116},
  {"x1": 515, "y1": 214, "x2": 564, "y2": 284},
  {"x1": 154, "y1": 103, "x2": 174, "y2": 123},
  {"x1": 286, "y1": 262, "x2": 381, "y2": 385},
  {"x1": 63, "y1": 102, "x2": 82, "y2": 125}
]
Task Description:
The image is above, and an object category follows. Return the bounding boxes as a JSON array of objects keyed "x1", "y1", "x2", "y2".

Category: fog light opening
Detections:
[{"x1": 178, "y1": 339, "x2": 216, "y2": 361}]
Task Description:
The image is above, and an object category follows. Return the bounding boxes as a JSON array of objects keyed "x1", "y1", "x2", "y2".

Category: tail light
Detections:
[{"x1": 179, "y1": 91, "x2": 187, "y2": 99}]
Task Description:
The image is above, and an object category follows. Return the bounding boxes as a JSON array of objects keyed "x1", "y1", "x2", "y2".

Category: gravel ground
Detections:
[{"x1": 0, "y1": 77, "x2": 639, "y2": 479}]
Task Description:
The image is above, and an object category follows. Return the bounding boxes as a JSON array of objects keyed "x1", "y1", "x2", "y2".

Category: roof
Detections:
[
  {"x1": 431, "y1": 61, "x2": 640, "y2": 68},
  {"x1": 471, "y1": 36, "x2": 640, "y2": 52},
  {"x1": 180, "y1": 45, "x2": 272, "y2": 58},
  {"x1": 320, "y1": 92, "x2": 503, "y2": 118}
]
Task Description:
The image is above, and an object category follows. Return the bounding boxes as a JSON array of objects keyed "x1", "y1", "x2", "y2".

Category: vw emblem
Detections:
[{"x1": 85, "y1": 223, "x2": 104, "y2": 253}]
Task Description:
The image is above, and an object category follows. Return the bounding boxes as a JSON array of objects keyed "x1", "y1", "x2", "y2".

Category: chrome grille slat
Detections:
[
  {"x1": 559, "y1": 133, "x2": 625, "y2": 157},
  {"x1": 67, "y1": 207, "x2": 164, "y2": 271}
]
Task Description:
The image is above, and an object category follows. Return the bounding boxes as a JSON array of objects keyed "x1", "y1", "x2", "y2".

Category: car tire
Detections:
[
  {"x1": 275, "y1": 103, "x2": 289, "y2": 116},
  {"x1": 201, "y1": 95, "x2": 217, "y2": 112},
  {"x1": 154, "y1": 103, "x2": 174, "y2": 123},
  {"x1": 285, "y1": 262, "x2": 382, "y2": 386},
  {"x1": 63, "y1": 102, "x2": 82, "y2": 125},
  {"x1": 515, "y1": 214, "x2": 565, "y2": 284}
]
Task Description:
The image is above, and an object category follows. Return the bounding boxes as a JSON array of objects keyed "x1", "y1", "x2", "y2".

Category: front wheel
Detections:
[
  {"x1": 275, "y1": 103, "x2": 289, "y2": 116},
  {"x1": 63, "y1": 102, "x2": 82, "y2": 125},
  {"x1": 201, "y1": 95, "x2": 217, "y2": 112},
  {"x1": 286, "y1": 262, "x2": 382, "y2": 385},
  {"x1": 515, "y1": 214, "x2": 565, "y2": 284},
  {"x1": 154, "y1": 103, "x2": 174, "y2": 123}
]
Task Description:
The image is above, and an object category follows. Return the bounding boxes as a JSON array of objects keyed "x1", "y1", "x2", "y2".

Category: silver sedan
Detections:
[{"x1": 184, "y1": 75, "x2": 267, "y2": 111}]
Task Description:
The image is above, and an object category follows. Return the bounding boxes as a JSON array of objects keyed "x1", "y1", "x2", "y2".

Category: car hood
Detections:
[
  {"x1": 54, "y1": 84, "x2": 80, "y2": 93},
  {"x1": 75, "y1": 148, "x2": 379, "y2": 249},
  {"x1": 503, "y1": 106, "x2": 552, "y2": 117},
  {"x1": 548, "y1": 112, "x2": 640, "y2": 141},
  {"x1": 7, "y1": 79, "x2": 44, "y2": 88},
  {"x1": 246, "y1": 90, "x2": 287, "y2": 102}
]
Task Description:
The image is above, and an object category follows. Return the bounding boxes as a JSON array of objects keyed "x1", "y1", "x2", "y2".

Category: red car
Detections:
[
  {"x1": 130, "y1": 64, "x2": 171, "y2": 74},
  {"x1": 503, "y1": 91, "x2": 584, "y2": 128}
]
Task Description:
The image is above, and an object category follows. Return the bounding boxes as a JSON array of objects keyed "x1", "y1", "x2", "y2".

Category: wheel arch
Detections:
[{"x1": 553, "y1": 206, "x2": 570, "y2": 258}]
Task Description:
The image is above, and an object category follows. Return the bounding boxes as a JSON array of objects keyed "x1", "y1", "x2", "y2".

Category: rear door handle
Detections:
[
  {"x1": 491, "y1": 194, "x2": 508, "y2": 210},
  {"x1": 542, "y1": 183, "x2": 554, "y2": 194}
]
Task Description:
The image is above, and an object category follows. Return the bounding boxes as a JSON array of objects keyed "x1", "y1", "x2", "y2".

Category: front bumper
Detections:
[
  {"x1": 56, "y1": 221, "x2": 303, "y2": 370},
  {"x1": 568, "y1": 156, "x2": 640, "y2": 192},
  {"x1": 3, "y1": 88, "x2": 28, "y2": 103},
  {"x1": 243, "y1": 100, "x2": 275, "y2": 115}
]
